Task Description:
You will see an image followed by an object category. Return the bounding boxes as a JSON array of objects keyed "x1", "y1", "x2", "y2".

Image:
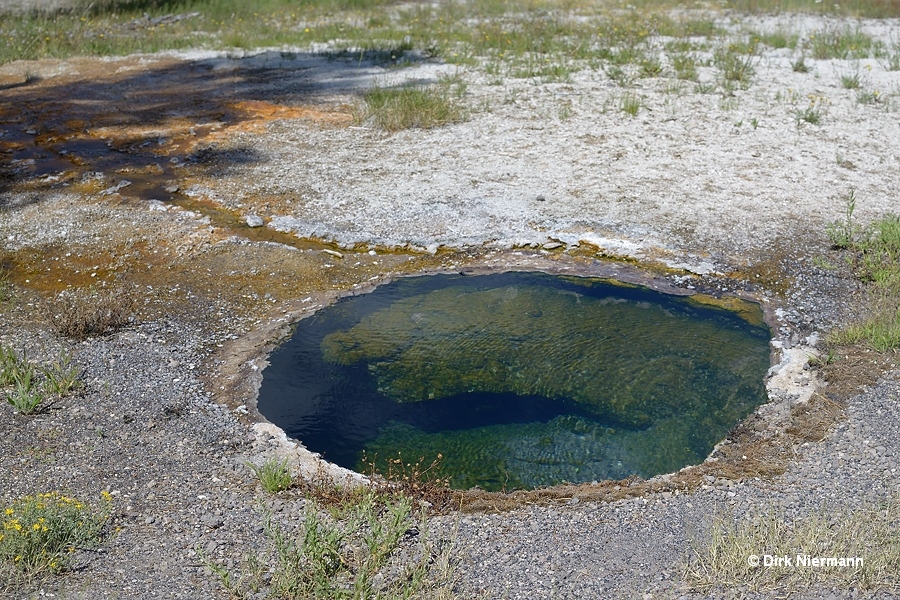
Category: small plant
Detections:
[
  {"x1": 248, "y1": 457, "x2": 293, "y2": 493},
  {"x1": 695, "y1": 81, "x2": 716, "y2": 94},
  {"x1": 807, "y1": 349, "x2": 838, "y2": 367},
  {"x1": 0, "y1": 491, "x2": 111, "y2": 576},
  {"x1": 40, "y1": 350, "x2": 83, "y2": 398},
  {"x1": 0, "y1": 345, "x2": 26, "y2": 386},
  {"x1": 881, "y1": 41, "x2": 900, "y2": 70},
  {"x1": 7, "y1": 374, "x2": 43, "y2": 415},
  {"x1": 639, "y1": 56, "x2": 663, "y2": 78},
  {"x1": 839, "y1": 67, "x2": 862, "y2": 89},
  {"x1": 749, "y1": 117, "x2": 759, "y2": 129},
  {"x1": 791, "y1": 53, "x2": 810, "y2": 73},
  {"x1": 671, "y1": 52, "x2": 698, "y2": 81},
  {"x1": 604, "y1": 64, "x2": 633, "y2": 87},
  {"x1": 794, "y1": 95, "x2": 828, "y2": 126},
  {"x1": 857, "y1": 89, "x2": 881, "y2": 104},
  {"x1": 826, "y1": 190, "x2": 860, "y2": 249},
  {"x1": 2, "y1": 345, "x2": 83, "y2": 414},
  {"x1": 620, "y1": 92, "x2": 641, "y2": 117},
  {"x1": 714, "y1": 45, "x2": 756, "y2": 89}
]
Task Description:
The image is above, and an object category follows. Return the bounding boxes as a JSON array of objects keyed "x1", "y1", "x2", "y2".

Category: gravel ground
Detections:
[{"x1": 2, "y1": 8, "x2": 900, "y2": 600}]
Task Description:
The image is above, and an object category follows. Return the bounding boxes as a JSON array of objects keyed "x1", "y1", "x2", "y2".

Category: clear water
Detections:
[{"x1": 257, "y1": 272, "x2": 771, "y2": 491}]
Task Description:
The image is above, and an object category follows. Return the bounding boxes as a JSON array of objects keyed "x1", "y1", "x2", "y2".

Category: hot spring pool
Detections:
[{"x1": 257, "y1": 272, "x2": 771, "y2": 491}]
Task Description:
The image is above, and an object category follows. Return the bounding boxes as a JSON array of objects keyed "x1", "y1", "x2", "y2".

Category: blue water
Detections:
[{"x1": 257, "y1": 272, "x2": 771, "y2": 490}]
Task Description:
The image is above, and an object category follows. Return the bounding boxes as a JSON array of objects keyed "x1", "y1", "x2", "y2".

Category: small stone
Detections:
[
  {"x1": 322, "y1": 249, "x2": 343, "y2": 259},
  {"x1": 245, "y1": 215, "x2": 264, "y2": 227},
  {"x1": 536, "y1": 195, "x2": 546, "y2": 202},
  {"x1": 542, "y1": 242, "x2": 563, "y2": 250},
  {"x1": 164, "y1": 184, "x2": 180, "y2": 193},
  {"x1": 100, "y1": 180, "x2": 132, "y2": 196},
  {"x1": 201, "y1": 513, "x2": 224, "y2": 529}
]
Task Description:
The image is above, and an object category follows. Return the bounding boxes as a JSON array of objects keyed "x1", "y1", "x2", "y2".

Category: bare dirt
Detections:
[{"x1": 2, "y1": 10, "x2": 900, "y2": 599}]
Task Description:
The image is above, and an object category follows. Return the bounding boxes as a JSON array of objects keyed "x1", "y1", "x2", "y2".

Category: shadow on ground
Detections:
[{"x1": 0, "y1": 49, "x2": 439, "y2": 199}]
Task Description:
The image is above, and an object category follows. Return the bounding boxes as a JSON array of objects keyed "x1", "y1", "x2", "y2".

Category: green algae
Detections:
[{"x1": 321, "y1": 282, "x2": 769, "y2": 429}]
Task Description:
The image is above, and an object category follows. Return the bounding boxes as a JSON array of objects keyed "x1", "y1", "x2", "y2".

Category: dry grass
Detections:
[
  {"x1": 684, "y1": 496, "x2": 900, "y2": 594},
  {"x1": 44, "y1": 286, "x2": 137, "y2": 341}
]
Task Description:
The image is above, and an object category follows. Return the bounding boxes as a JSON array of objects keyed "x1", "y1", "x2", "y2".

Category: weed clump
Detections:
[
  {"x1": 0, "y1": 491, "x2": 111, "y2": 578},
  {"x1": 1, "y1": 345, "x2": 83, "y2": 415},
  {"x1": 209, "y1": 486, "x2": 457, "y2": 599},
  {"x1": 45, "y1": 286, "x2": 136, "y2": 341}
]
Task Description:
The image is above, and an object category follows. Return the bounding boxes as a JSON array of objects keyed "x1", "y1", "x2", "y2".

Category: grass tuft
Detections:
[
  {"x1": 2, "y1": 344, "x2": 83, "y2": 415},
  {"x1": 40, "y1": 350, "x2": 84, "y2": 398},
  {"x1": 353, "y1": 83, "x2": 467, "y2": 131},
  {"x1": 794, "y1": 95, "x2": 828, "y2": 126},
  {"x1": 620, "y1": 92, "x2": 641, "y2": 117},
  {"x1": 248, "y1": 457, "x2": 293, "y2": 494},
  {"x1": 791, "y1": 53, "x2": 810, "y2": 73},
  {"x1": 714, "y1": 45, "x2": 756, "y2": 88}
]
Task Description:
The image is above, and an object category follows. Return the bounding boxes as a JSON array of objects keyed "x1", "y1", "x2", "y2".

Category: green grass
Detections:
[
  {"x1": 856, "y1": 89, "x2": 881, "y2": 104},
  {"x1": 40, "y1": 350, "x2": 83, "y2": 398},
  {"x1": 0, "y1": 345, "x2": 27, "y2": 387},
  {"x1": 210, "y1": 488, "x2": 457, "y2": 599},
  {"x1": 826, "y1": 192, "x2": 900, "y2": 352},
  {"x1": 792, "y1": 53, "x2": 810, "y2": 73},
  {"x1": 839, "y1": 67, "x2": 862, "y2": 89},
  {"x1": 620, "y1": 92, "x2": 641, "y2": 117},
  {"x1": 353, "y1": 82, "x2": 468, "y2": 131},
  {"x1": 0, "y1": 491, "x2": 111, "y2": 577},
  {"x1": 809, "y1": 26, "x2": 881, "y2": 60},
  {"x1": 671, "y1": 52, "x2": 699, "y2": 81},
  {"x1": 752, "y1": 28, "x2": 800, "y2": 50},
  {"x1": 714, "y1": 44, "x2": 757, "y2": 89},
  {"x1": 247, "y1": 457, "x2": 293, "y2": 494},
  {"x1": 684, "y1": 496, "x2": 900, "y2": 594},
  {"x1": 2, "y1": 345, "x2": 83, "y2": 415}
]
